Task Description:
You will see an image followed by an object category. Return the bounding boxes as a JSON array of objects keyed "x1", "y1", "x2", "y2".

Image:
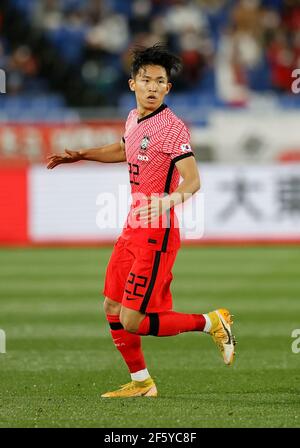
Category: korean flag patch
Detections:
[{"x1": 181, "y1": 143, "x2": 192, "y2": 152}]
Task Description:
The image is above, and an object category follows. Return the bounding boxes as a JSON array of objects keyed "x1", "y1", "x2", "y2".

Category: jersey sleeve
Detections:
[
  {"x1": 162, "y1": 121, "x2": 194, "y2": 161},
  {"x1": 123, "y1": 109, "x2": 135, "y2": 142}
]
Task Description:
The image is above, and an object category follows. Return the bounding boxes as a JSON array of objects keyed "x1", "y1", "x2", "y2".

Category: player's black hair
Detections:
[{"x1": 130, "y1": 44, "x2": 182, "y2": 80}]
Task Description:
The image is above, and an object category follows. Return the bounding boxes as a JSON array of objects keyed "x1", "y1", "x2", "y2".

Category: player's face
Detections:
[{"x1": 129, "y1": 65, "x2": 172, "y2": 113}]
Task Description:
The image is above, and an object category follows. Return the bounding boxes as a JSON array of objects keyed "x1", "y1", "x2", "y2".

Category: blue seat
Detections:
[
  {"x1": 10, "y1": 0, "x2": 37, "y2": 19},
  {"x1": 45, "y1": 27, "x2": 86, "y2": 65}
]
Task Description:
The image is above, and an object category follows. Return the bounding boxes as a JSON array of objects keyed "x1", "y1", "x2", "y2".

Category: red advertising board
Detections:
[
  {"x1": 0, "y1": 167, "x2": 28, "y2": 243},
  {"x1": 0, "y1": 121, "x2": 124, "y2": 165}
]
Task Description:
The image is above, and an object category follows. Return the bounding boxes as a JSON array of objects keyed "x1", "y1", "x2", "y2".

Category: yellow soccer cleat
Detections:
[
  {"x1": 101, "y1": 377, "x2": 158, "y2": 398},
  {"x1": 208, "y1": 308, "x2": 236, "y2": 366}
]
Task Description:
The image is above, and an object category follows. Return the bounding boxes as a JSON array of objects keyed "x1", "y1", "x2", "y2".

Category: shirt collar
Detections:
[{"x1": 137, "y1": 103, "x2": 168, "y2": 124}]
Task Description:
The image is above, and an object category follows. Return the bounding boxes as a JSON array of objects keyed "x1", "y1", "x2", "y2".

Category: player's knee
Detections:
[
  {"x1": 123, "y1": 322, "x2": 139, "y2": 334},
  {"x1": 103, "y1": 297, "x2": 121, "y2": 315},
  {"x1": 119, "y1": 315, "x2": 139, "y2": 333}
]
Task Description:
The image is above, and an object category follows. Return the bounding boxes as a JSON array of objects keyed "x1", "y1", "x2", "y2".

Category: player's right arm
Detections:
[{"x1": 46, "y1": 139, "x2": 126, "y2": 169}]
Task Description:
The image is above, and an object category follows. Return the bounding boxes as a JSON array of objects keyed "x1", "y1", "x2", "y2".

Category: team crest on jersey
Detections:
[{"x1": 140, "y1": 136, "x2": 150, "y2": 151}]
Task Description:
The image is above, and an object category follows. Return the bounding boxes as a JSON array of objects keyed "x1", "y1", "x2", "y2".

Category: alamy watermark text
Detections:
[
  {"x1": 0, "y1": 329, "x2": 6, "y2": 353},
  {"x1": 291, "y1": 329, "x2": 300, "y2": 354},
  {"x1": 0, "y1": 69, "x2": 6, "y2": 94},
  {"x1": 291, "y1": 69, "x2": 300, "y2": 94}
]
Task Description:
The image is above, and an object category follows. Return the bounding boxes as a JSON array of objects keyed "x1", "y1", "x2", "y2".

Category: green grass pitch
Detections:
[{"x1": 0, "y1": 246, "x2": 299, "y2": 428}]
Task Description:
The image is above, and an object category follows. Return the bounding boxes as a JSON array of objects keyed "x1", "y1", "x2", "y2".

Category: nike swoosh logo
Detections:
[{"x1": 221, "y1": 319, "x2": 232, "y2": 345}]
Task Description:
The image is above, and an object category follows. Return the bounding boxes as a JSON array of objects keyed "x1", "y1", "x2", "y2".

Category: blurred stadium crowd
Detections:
[
  {"x1": 0, "y1": 1, "x2": 299, "y2": 244},
  {"x1": 0, "y1": 0, "x2": 300, "y2": 115}
]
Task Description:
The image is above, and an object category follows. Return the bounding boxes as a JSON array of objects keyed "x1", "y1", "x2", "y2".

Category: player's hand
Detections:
[
  {"x1": 133, "y1": 196, "x2": 170, "y2": 224},
  {"x1": 46, "y1": 149, "x2": 82, "y2": 169}
]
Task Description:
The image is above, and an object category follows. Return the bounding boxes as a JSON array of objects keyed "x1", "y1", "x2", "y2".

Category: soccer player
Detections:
[{"x1": 47, "y1": 44, "x2": 235, "y2": 398}]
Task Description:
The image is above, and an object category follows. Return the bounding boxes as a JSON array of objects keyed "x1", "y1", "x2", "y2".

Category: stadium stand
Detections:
[{"x1": 0, "y1": 0, "x2": 300, "y2": 121}]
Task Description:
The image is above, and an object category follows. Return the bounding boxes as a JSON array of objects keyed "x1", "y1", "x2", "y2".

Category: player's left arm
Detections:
[
  {"x1": 166, "y1": 155, "x2": 201, "y2": 207},
  {"x1": 136, "y1": 155, "x2": 200, "y2": 222}
]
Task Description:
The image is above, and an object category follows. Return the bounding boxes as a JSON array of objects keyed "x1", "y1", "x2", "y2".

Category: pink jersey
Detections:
[{"x1": 121, "y1": 104, "x2": 194, "y2": 252}]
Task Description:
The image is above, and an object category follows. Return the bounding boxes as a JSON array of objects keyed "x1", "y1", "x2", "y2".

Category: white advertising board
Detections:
[{"x1": 29, "y1": 164, "x2": 300, "y2": 242}]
